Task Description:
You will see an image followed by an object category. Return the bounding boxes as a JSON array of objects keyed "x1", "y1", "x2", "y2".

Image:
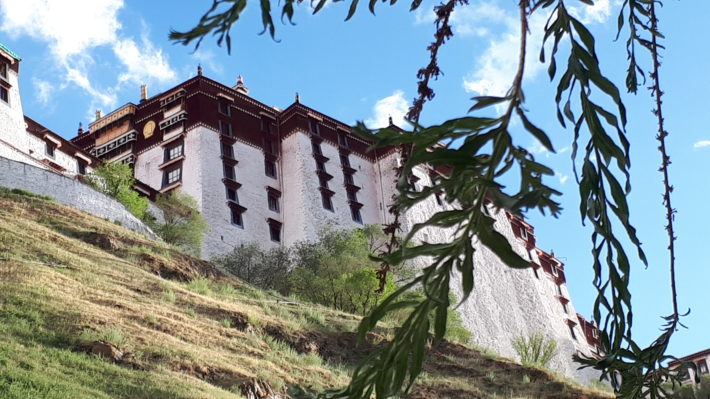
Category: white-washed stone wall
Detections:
[
  {"x1": 196, "y1": 128, "x2": 278, "y2": 259},
  {"x1": 280, "y1": 131, "x2": 377, "y2": 245},
  {"x1": 0, "y1": 156, "x2": 155, "y2": 237},
  {"x1": 0, "y1": 137, "x2": 46, "y2": 168},
  {"x1": 25, "y1": 133, "x2": 84, "y2": 175},
  {"x1": 134, "y1": 145, "x2": 164, "y2": 190},
  {"x1": 375, "y1": 153, "x2": 600, "y2": 384},
  {"x1": 281, "y1": 131, "x2": 311, "y2": 246},
  {"x1": 345, "y1": 150, "x2": 381, "y2": 226},
  {"x1": 374, "y1": 151, "x2": 402, "y2": 226},
  {"x1": 0, "y1": 67, "x2": 29, "y2": 155}
]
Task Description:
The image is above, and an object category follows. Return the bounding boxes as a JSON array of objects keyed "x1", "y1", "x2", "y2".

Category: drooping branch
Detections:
[
  {"x1": 648, "y1": 0, "x2": 679, "y2": 326},
  {"x1": 407, "y1": 0, "x2": 468, "y2": 124},
  {"x1": 375, "y1": 0, "x2": 466, "y2": 294}
]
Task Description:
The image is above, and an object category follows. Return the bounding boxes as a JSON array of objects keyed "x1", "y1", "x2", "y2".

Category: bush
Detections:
[
  {"x1": 213, "y1": 243, "x2": 291, "y2": 293},
  {"x1": 512, "y1": 332, "x2": 557, "y2": 368},
  {"x1": 85, "y1": 162, "x2": 148, "y2": 219},
  {"x1": 288, "y1": 227, "x2": 397, "y2": 315},
  {"x1": 213, "y1": 226, "x2": 399, "y2": 316},
  {"x1": 150, "y1": 192, "x2": 208, "y2": 257},
  {"x1": 664, "y1": 374, "x2": 710, "y2": 399}
]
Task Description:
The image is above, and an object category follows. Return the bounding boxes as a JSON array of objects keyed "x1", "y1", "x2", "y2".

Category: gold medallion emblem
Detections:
[{"x1": 143, "y1": 120, "x2": 156, "y2": 138}]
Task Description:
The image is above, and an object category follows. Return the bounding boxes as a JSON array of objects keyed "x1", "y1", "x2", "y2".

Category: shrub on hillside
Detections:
[
  {"x1": 512, "y1": 332, "x2": 558, "y2": 368},
  {"x1": 150, "y1": 192, "x2": 208, "y2": 257},
  {"x1": 213, "y1": 227, "x2": 397, "y2": 315},
  {"x1": 288, "y1": 227, "x2": 397, "y2": 316},
  {"x1": 85, "y1": 162, "x2": 148, "y2": 219},
  {"x1": 663, "y1": 374, "x2": 710, "y2": 399},
  {"x1": 212, "y1": 243, "x2": 291, "y2": 293}
]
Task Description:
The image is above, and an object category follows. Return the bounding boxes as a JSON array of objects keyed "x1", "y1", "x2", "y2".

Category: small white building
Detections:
[
  {"x1": 0, "y1": 43, "x2": 96, "y2": 177},
  {"x1": 670, "y1": 348, "x2": 710, "y2": 384}
]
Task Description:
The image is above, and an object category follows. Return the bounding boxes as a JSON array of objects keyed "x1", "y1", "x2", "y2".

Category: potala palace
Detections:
[{"x1": 0, "y1": 42, "x2": 603, "y2": 383}]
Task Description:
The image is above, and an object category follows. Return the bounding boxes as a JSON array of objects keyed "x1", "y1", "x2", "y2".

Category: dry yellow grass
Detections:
[{"x1": 0, "y1": 188, "x2": 614, "y2": 398}]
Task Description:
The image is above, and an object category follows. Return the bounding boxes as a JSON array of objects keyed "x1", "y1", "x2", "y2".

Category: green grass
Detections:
[{"x1": 0, "y1": 188, "x2": 612, "y2": 399}]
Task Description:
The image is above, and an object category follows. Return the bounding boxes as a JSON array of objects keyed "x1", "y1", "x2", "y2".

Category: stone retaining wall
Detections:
[{"x1": 0, "y1": 155, "x2": 156, "y2": 237}]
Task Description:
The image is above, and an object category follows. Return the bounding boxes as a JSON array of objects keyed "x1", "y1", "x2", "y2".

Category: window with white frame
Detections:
[
  {"x1": 163, "y1": 166, "x2": 182, "y2": 187},
  {"x1": 164, "y1": 143, "x2": 183, "y2": 162}
]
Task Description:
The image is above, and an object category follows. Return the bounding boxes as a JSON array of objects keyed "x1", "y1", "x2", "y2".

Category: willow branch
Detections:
[
  {"x1": 648, "y1": 1, "x2": 679, "y2": 323},
  {"x1": 375, "y1": 0, "x2": 465, "y2": 292},
  {"x1": 406, "y1": 0, "x2": 466, "y2": 123}
]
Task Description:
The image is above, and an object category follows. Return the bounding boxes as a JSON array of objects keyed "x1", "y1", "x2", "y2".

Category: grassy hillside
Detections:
[{"x1": 0, "y1": 188, "x2": 612, "y2": 399}]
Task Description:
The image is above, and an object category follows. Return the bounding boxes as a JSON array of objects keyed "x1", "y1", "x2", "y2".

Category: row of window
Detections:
[
  {"x1": 309, "y1": 117, "x2": 350, "y2": 149},
  {"x1": 218, "y1": 98, "x2": 278, "y2": 138},
  {"x1": 311, "y1": 139, "x2": 363, "y2": 223},
  {"x1": 220, "y1": 134, "x2": 282, "y2": 242},
  {"x1": 228, "y1": 208, "x2": 282, "y2": 242},
  {"x1": 0, "y1": 62, "x2": 8, "y2": 105}
]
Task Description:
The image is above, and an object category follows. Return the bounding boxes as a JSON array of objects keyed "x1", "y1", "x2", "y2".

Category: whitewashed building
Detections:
[
  {"x1": 0, "y1": 43, "x2": 96, "y2": 177},
  {"x1": 71, "y1": 68, "x2": 604, "y2": 383}
]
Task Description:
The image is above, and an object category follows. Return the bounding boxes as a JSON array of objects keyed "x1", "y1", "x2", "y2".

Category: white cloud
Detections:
[
  {"x1": 32, "y1": 79, "x2": 54, "y2": 106},
  {"x1": 0, "y1": 0, "x2": 175, "y2": 112},
  {"x1": 693, "y1": 140, "x2": 710, "y2": 149},
  {"x1": 556, "y1": 172, "x2": 569, "y2": 184},
  {"x1": 462, "y1": 6, "x2": 549, "y2": 97},
  {"x1": 528, "y1": 138, "x2": 551, "y2": 156},
  {"x1": 462, "y1": 0, "x2": 614, "y2": 98},
  {"x1": 413, "y1": 7, "x2": 436, "y2": 25},
  {"x1": 0, "y1": 0, "x2": 122, "y2": 59},
  {"x1": 527, "y1": 138, "x2": 570, "y2": 158},
  {"x1": 450, "y1": 2, "x2": 510, "y2": 37},
  {"x1": 191, "y1": 49, "x2": 224, "y2": 76},
  {"x1": 569, "y1": 0, "x2": 611, "y2": 24},
  {"x1": 114, "y1": 37, "x2": 176, "y2": 85},
  {"x1": 365, "y1": 90, "x2": 409, "y2": 129}
]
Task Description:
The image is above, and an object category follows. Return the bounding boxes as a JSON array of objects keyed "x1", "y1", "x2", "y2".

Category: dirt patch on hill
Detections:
[
  {"x1": 263, "y1": 325, "x2": 382, "y2": 365},
  {"x1": 139, "y1": 251, "x2": 222, "y2": 282}
]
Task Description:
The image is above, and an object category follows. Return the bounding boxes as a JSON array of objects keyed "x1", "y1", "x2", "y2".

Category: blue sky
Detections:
[{"x1": 1, "y1": 0, "x2": 707, "y2": 359}]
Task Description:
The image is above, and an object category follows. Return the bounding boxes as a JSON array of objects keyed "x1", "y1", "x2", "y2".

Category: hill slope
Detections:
[{"x1": 0, "y1": 188, "x2": 611, "y2": 399}]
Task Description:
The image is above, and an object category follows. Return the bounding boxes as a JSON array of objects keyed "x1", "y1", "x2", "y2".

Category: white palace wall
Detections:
[
  {"x1": 281, "y1": 131, "x2": 313, "y2": 245},
  {"x1": 375, "y1": 152, "x2": 601, "y2": 384},
  {"x1": 0, "y1": 65, "x2": 29, "y2": 156}
]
